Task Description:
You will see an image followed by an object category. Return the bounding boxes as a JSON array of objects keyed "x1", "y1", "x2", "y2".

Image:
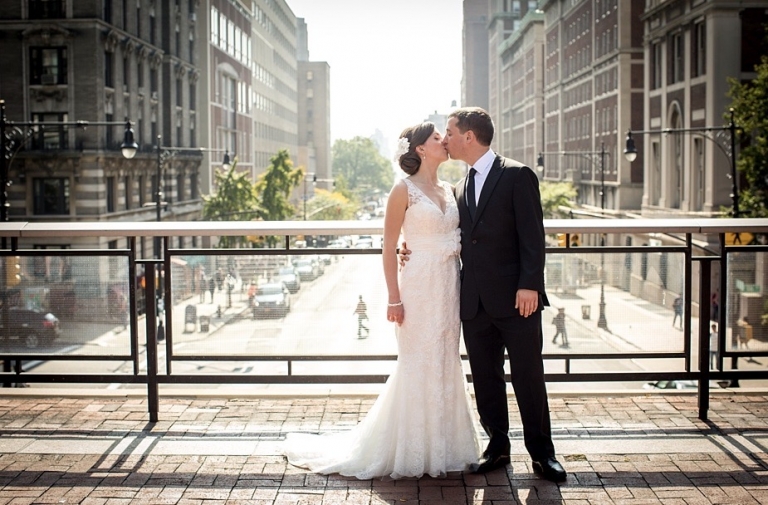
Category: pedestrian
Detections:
[
  {"x1": 709, "y1": 323, "x2": 718, "y2": 369},
  {"x1": 208, "y1": 276, "x2": 216, "y2": 304},
  {"x1": 551, "y1": 307, "x2": 568, "y2": 347},
  {"x1": 199, "y1": 270, "x2": 206, "y2": 303},
  {"x1": 215, "y1": 269, "x2": 223, "y2": 291},
  {"x1": 711, "y1": 292, "x2": 719, "y2": 321},
  {"x1": 672, "y1": 296, "x2": 683, "y2": 329},
  {"x1": 354, "y1": 295, "x2": 369, "y2": 339},
  {"x1": 737, "y1": 316, "x2": 753, "y2": 349}
]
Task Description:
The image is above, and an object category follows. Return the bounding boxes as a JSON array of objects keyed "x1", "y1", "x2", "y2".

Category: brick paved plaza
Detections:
[{"x1": 2, "y1": 390, "x2": 768, "y2": 504}]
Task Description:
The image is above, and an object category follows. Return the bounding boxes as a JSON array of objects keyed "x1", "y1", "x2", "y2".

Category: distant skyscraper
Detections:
[
  {"x1": 296, "y1": 17, "x2": 332, "y2": 192},
  {"x1": 462, "y1": 0, "x2": 490, "y2": 110}
]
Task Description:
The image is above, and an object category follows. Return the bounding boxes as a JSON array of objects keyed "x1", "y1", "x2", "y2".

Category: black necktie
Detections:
[{"x1": 467, "y1": 167, "x2": 477, "y2": 220}]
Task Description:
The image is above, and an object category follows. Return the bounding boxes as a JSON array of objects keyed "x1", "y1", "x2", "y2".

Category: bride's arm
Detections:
[{"x1": 382, "y1": 181, "x2": 408, "y2": 324}]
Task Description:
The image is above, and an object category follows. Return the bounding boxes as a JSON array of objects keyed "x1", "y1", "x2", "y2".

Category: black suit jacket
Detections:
[{"x1": 456, "y1": 154, "x2": 549, "y2": 320}]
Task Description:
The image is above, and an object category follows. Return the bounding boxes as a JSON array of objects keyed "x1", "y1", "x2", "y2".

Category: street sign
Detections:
[{"x1": 725, "y1": 232, "x2": 754, "y2": 245}]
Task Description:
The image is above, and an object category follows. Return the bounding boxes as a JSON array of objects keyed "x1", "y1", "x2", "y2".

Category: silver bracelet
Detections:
[{"x1": 387, "y1": 301, "x2": 403, "y2": 307}]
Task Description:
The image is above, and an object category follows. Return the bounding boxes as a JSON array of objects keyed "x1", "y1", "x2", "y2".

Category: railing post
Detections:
[
  {"x1": 698, "y1": 258, "x2": 713, "y2": 421},
  {"x1": 144, "y1": 261, "x2": 159, "y2": 422}
]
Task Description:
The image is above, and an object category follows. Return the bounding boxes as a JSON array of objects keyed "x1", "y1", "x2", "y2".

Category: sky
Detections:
[{"x1": 287, "y1": 0, "x2": 464, "y2": 154}]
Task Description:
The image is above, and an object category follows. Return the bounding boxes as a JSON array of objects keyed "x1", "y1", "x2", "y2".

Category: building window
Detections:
[
  {"x1": 670, "y1": 32, "x2": 684, "y2": 84},
  {"x1": 149, "y1": 12, "x2": 156, "y2": 45},
  {"x1": 138, "y1": 61, "x2": 144, "y2": 88},
  {"x1": 105, "y1": 112, "x2": 114, "y2": 147},
  {"x1": 30, "y1": 46, "x2": 67, "y2": 85},
  {"x1": 189, "y1": 33, "x2": 195, "y2": 64},
  {"x1": 106, "y1": 176, "x2": 116, "y2": 212},
  {"x1": 175, "y1": 24, "x2": 180, "y2": 57},
  {"x1": 176, "y1": 173, "x2": 185, "y2": 201},
  {"x1": 190, "y1": 172, "x2": 198, "y2": 200},
  {"x1": 138, "y1": 175, "x2": 145, "y2": 206},
  {"x1": 150, "y1": 68, "x2": 157, "y2": 92},
  {"x1": 693, "y1": 21, "x2": 706, "y2": 77},
  {"x1": 33, "y1": 177, "x2": 69, "y2": 215},
  {"x1": 31, "y1": 112, "x2": 68, "y2": 150},
  {"x1": 104, "y1": 0, "x2": 112, "y2": 23},
  {"x1": 190, "y1": 117, "x2": 196, "y2": 147},
  {"x1": 123, "y1": 56, "x2": 130, "y2": 87},
  {"x1": 124, "y1": 176, "x2": 131, "y2": 210},
  {"x1": 189, "y1": 83, "x2": 196, "y2": 110},
  {"x1": 29, "y1": 0, "x2": 65, "y2": 19},
  {"x1": 176, "y1": 78, "x2": 182, "y2": 106},
  {"x1": 105, "y1": 51, "x2": 114, "y2": 88},
  {"x1": 651, "y1": 42, "x2": 662, "y2": 89}
]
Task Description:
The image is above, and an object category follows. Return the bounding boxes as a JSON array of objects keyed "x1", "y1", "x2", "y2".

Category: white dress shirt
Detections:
[{"x1": 467, "y1": 149, "x2": 496, "y2": 206}]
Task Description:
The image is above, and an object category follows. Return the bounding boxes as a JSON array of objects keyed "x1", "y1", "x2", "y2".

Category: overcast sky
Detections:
[{"x1": 287, "y1": 0, "x2": 464, "y2": 152}]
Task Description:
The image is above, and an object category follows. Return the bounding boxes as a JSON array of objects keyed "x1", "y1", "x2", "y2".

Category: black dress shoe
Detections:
[
  {"x1": 470, "y1": 452, "x2": 511, "y2": 473},
  {"x1": 532, "y1": 457, "x2": 567, "y2": 482}
]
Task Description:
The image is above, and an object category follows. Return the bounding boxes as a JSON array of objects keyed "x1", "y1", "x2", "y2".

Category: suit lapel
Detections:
[{"x1": 472, "y1": 156, "x2": 503, "y2": 228}]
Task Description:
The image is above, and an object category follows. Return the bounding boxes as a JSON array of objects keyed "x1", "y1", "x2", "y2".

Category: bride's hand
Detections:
[
  {"x1": 398, "y1": 241, "x2": 411, "y2": 270},
  {"x1": 387, "y1": 304, "x2": 404, "y2": 325}
]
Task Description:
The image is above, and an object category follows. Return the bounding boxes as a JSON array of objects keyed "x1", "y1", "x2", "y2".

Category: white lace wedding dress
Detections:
[{"x1": 283, "y1": 178, "x2": 480, "y2": 479}]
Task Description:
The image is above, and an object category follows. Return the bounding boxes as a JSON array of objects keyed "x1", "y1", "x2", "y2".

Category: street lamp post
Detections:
[
  {"x1": 623, "y1": 108, "x2": 739, "y2": 217},
  {"x1": 624, "y1": 110, "x2": 741, "y2": 384},
  {"x1": 0, "y1": 99, "x2": 137, "y2": 223},
  {"x1": 537, "y1": 144, "x2": 611, "y2": 332},
  {"x1": 1, "y1": 99, "x2": 137, "y2": 384}
]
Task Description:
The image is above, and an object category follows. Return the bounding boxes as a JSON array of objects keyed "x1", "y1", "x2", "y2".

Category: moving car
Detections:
[
  {"x1": 0, "y1": 307, "x2": 61, "y2": 349},
  {"x1": 294, "y1": 258, "x2": 319, "y2": 281},
  {"x1": 252, "y1": 283, "x2": 291, "y2": 318},
  {"x1": 354, "y1": 235, "x2": 374, "y2": 248},
  {"x1": 277, "y1": 266, "x2": 301, "y2": 293}
]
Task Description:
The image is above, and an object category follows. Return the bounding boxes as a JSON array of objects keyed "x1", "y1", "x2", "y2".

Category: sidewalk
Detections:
[{"x1": 2, "y1": 390, "x2": 768, "y2": 504}]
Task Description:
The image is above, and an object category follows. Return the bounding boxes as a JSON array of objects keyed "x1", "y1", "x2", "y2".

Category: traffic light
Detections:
[
  {"x1": 557, "y1": 234, "x2": 566, "y2": 247},
  {"x1": 5, "y1": 256, "x2": 21, "y2": 287},
  {"x1": 570, "y1": 234, "x2": 581, "y2": 247}
]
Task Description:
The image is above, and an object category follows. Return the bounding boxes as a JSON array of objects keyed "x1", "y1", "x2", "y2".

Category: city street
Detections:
[{"x1": 14, "y1": 252, "x2": 768, "y2": 391}]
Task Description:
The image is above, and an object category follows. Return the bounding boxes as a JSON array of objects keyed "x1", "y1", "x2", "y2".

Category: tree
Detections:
[
  {"x1": 728, "y1": 46, "x2": 768, "y2": 218},
  {"x1": 254, "y1": 149, "x2": 303, "y2": 246},
  {"x1": 332, "y1": 137, "x2": 394, "y2": 194},
  {"x1": 539, "y1": 181, "x2": 577, "y2": 219},
  {"x1": 437, "y1": 159, "x2": 467, "y2": 186},
  {"x1": 202, "y1": 159, "x2": 260, "y2": 248},
  {"x1": 303, "y1": 188, "x2": 357, "y2": 220}
]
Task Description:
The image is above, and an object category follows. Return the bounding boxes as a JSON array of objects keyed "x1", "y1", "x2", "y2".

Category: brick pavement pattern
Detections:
[{"x1": 2, "y1": 393, "x2": 768, "y2": 504}]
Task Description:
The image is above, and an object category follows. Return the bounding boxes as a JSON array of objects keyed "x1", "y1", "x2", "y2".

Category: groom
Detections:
[{"x1": 403, "y1": 107, "x2": 565, "y2": 482}]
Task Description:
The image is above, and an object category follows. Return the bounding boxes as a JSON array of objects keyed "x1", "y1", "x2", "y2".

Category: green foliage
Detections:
[
  {"x1": 539, "y1": 181, "x2": 577, "y2": 219},
  {"x1": 438, "y1": 160, "x2": 467, "y2": 186},
  {"x1": 332, "y1": 137, "x2": 394, "y2": 195},
  {"x1": 254, "y1": 149, "x2": 304, "y2": 246},
  {"x1": 202, "y1": 159, "x2": 260, "y2": 248},
  {"x1": 728, "y1": 49, "x2": 768, "y2": 218},
  {"x1": 303, "y1": 188, "x2": 357, "y2": 220}
]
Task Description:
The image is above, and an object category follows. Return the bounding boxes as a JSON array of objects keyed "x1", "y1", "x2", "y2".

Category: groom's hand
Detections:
[
  {"x1": 516, "y1": 289, "x2": 539, "y2": 318},
  {"x1": 398, "y1": 241, "x2": 411, "y2": 269}
]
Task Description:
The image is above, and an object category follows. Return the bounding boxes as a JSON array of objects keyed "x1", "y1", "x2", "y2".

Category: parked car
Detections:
[
  {"x1": 277, "y1": 266, "x2": 301, "y2": 293},
  {"x1": 252, "y1": 283, "x2": 291, "y2": 318},
  {"x1": 294, "y1": 258, "x2": 319, "y2": 281},
  {"x1": 0, "y1": 308, "x2": 61, "y2": 349}
]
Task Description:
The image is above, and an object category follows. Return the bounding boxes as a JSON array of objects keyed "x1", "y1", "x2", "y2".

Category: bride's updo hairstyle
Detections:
[{"x1": 396, "y1": 122, "x2": 436, "y2": 176}]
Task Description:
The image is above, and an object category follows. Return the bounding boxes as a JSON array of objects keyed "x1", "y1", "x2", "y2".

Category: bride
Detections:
[{"x1": 283, "y1": 121, "x2": 480, "y2": 479}]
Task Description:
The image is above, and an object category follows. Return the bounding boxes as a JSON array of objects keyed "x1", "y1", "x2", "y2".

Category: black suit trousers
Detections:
[{"x1": 463, "y1": 302, "x2": 555, "y2": 461}]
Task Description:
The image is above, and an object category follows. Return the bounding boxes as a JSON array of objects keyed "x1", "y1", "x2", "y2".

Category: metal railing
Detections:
[{"x1": 1, "y1": 218, "x2": 767, "y2": 422}]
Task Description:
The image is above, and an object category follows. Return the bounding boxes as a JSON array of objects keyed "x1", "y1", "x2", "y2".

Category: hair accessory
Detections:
[{"x1": 393, "y1": 137, "x2": 410, "y2": 162}]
